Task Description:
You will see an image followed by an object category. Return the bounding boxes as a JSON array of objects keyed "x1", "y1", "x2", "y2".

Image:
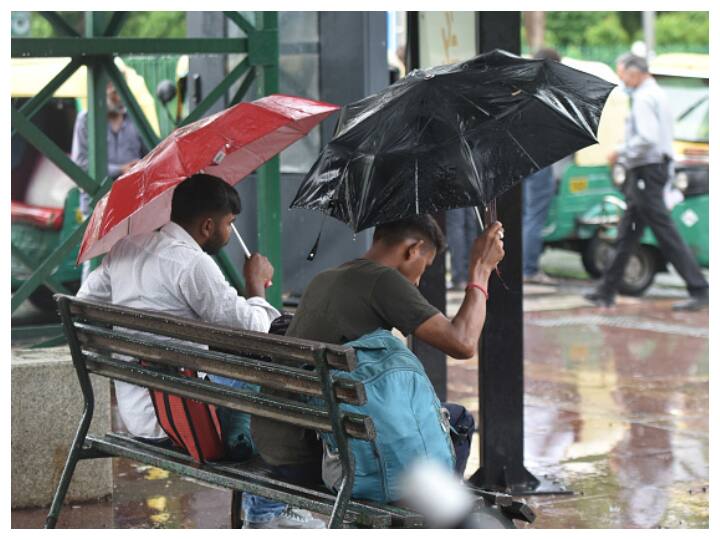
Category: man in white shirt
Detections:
[
  {"x1": 78, "y1": 173, "x2": 279, "y2": 440},
  {"x1": 80, "y1": 173, "x2": 327, "y2": 528}
]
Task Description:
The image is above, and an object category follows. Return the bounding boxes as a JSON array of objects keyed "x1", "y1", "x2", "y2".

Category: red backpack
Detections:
[{"x1": 146, "y1": 366, "x2": 225, "y2": 463}]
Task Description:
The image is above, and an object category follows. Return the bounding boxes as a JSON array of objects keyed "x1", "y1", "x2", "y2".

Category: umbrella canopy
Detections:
[
  {"x1": 290, "y1": 49, "x2": 615, "y2": 232},
  {"x1": 78, "y1": 94, "x2": 339, "y2": 263}
]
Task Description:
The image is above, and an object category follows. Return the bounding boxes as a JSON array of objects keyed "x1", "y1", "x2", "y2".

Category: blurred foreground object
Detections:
[{"x1": 400, "y1": 460, "x2": 535, "y2": 528}]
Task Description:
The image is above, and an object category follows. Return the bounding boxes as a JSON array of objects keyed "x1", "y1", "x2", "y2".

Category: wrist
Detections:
[
  {"x1": 466, "y1": 282, "x2": 489, "y2": 301},
  {"x1": 470, "y1": 265, "x2": 492, "y2": 284},
  {"x1": 245, "y1": 279, "x2": 265, "y2": 298}
]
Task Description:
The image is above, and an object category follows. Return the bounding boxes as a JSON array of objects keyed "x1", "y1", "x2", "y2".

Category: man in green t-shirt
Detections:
[{"x1": 243, "y1": 215, "x2": 505, "y2": 527}]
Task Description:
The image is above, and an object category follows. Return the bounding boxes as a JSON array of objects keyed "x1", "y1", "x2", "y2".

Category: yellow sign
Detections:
[{"x1": 569, "y1": 177, "x2": 589, "y2": 193}]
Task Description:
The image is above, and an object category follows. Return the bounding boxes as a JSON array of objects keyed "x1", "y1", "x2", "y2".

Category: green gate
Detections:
[{"x1": 11, "y1": 11, "x2": 282, "y2": 346}]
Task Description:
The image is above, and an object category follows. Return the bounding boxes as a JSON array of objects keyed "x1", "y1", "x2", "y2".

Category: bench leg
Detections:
[
  {"x1": 328, "y1": 475, "x2": 352, "y2": 529},
  {"x1": 45, "y1": 406, "x2": 94, "y2": 529},
  {"x1": 230, "y1": 491, "x2": 244, "y2": 529}
]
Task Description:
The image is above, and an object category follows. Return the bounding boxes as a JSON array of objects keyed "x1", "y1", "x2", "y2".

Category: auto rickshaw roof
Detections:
[
  {"x1": 11, "y1": 56, "x2": 160, "y2": 134},
  {"x1": 650, "y1": 53, "x2": 709, "y2": 80}
]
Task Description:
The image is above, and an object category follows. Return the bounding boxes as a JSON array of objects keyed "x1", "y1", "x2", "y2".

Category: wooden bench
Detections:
[{"x1": 46, "y1": 294, "x2": 534, "y2": 529}]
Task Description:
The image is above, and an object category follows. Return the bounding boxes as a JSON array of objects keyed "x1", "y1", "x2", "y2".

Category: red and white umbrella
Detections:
[{"x1": 78, "y1": 94, "x2": 339, "y2": 264}]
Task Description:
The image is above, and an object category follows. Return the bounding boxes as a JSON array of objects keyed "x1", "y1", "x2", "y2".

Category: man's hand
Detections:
[
  {"x1": 243, "y1": 253, "x2": 274, "y2": 298},
  {"x1": 468, "y1": 221, "x2": 505, "y2": 284},
  {"x1": 607, "y1": 150, "x2": 619, "y2": 166}
]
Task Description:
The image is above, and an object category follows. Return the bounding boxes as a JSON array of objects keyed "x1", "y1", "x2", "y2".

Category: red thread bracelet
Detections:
[{"x1": 466, "y1": 282, "x2": 489, "y2": 301}]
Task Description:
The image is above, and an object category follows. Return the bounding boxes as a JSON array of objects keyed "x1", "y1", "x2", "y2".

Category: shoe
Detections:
[
  {"x1": 672, "y1": 295, "x2": 709, "y2": 312},
  {"x1": 583, "y1": 289, "x2": 615, "y2": 307},
  {"x1": 242, "y1": 507, "x2": 327, "y2": 529},
  {"x1": 523, "y1": 272, "x2": 557, "y2": 285}
]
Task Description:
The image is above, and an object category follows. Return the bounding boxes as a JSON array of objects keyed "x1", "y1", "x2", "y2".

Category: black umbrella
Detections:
[{"x1": 291, "y1": 49, "x2": 615, "y2": 232}]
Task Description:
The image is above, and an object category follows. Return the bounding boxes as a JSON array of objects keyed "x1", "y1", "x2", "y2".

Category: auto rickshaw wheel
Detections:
[
  {"x1": 581, "y1": 236, "x2": 606, "y2": 278},
  {"x1": 617, "y1": 245, "x2": 657, "y2": 296},
  {"x1": 585, "y1": 236, "x2": 657, "y2": 296}
]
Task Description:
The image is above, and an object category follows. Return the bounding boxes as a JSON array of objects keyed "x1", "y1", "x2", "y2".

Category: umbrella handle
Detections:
[
  {"x1": 231, "y1": 224, "x2": 272, "y2": 289},
  {"x1": 474, "y1": 202, "x2": 507, "y2": 289}
]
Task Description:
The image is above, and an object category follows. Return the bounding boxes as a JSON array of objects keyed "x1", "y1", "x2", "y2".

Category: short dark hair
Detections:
[
  {"x1": 373, "y1": 215, "x2": 447, "y2": 254},
  {"x1": 617, "y1": 53, "x2": 648, "y2": 73},
  {"x1": 534, "y1": 47, "x2": 561, "y2": 62},
  {"x1": 171, "y1": 174, "x2": 241, "y2": 225}
]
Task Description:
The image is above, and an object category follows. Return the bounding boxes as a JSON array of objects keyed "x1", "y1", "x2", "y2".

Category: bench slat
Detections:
[
  {"x1": 75, "y1": 324, "x2": 366, "y2": 406},
  {"x1": 88, "y1": 434, "x2": 392, "y2": 528},
  {"x1": 84, "y1": 353, "x2": 375, "y2": 441},
  {"x1": 67, "y1": 297, "x2": 356, "y2": 370}
]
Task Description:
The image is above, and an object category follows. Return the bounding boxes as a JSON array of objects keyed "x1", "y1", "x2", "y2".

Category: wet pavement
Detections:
[
  {"x1": 11, "y1": 258, "x2": 709, "y2": 528},
  {"x1": 450, "y1": 277, "x2": 709, "y2": 529}
]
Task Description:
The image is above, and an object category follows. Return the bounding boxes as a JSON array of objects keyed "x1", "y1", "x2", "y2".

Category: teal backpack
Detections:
[{"x1": 320, "y1": 329, "x2": 455, "y2": 503}]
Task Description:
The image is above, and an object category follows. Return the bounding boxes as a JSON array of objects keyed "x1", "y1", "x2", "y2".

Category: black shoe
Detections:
[
  {"x1": 672, "y1": 296, "x2": 709, "y2": 312},
  {"x1": 583, "y1": 289, "x2": 615, "y2": 307}
]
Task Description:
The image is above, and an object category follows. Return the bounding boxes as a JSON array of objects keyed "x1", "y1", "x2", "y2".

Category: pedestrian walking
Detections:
[{"x1": 585, "y1": 53, "x2": 709, "y2": 311}]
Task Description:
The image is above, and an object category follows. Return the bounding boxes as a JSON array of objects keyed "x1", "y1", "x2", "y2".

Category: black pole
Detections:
[
  {"x1": 404, "y1": 11, "x2": 448, "y2": 400},
  {"x1": 468, "y1": 11, "x2": 540, "y2": 494}
]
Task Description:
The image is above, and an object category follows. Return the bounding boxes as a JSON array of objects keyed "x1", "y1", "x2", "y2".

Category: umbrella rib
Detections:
[
  {"x1": 456, "y1": 91, "x2": 542, "y2": 170},
  {"x1": 504, "y1": 127, "x2": 541, "y2": 169},
  {"x1": 456, "y1": 93, "x2": 492, "y2": 117},
  {"x1": 414, "y1": 160, "x2": 419, "y2": 214},
  {"x1": 460, "y1": 135, "x2": 484, "y2": 203}
]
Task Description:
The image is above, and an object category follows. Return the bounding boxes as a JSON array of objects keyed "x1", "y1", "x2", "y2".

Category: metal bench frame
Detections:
[{"x1": 45, "y1": 294, "x2": 426, "y2": 529}]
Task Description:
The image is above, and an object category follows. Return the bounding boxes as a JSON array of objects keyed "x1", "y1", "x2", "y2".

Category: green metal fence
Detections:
[{"x1": 11, "y1": 11, "x2": 282, "y2": 346}]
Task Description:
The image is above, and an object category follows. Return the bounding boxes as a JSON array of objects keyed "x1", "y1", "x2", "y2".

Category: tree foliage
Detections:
[
  {"x1": 584, "y1": 13, "x2": 630, "y2": 46},
  {"x1": 118, "y1": 12, "x2": 186, "y2": 38},
  {"x1": 30, "y1": 11, "x2": 186, "y2": 38},
  {"x1": 655, "y1": 12, "x2": 709, "y2": 47},
  {"x1": 541, "y1": 11, "x2": 708, "y2": 48},
  {"x1": 544, "y1": 11, "x2": 614, "y2": 48},
  {"x1": 31, "y1": 12, "x2": 84, "y2": 37}
]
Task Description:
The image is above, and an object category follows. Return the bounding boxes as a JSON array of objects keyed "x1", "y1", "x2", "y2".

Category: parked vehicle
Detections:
[{"x1": 542, "y1": 54, "x2": 709, "y2": 295}]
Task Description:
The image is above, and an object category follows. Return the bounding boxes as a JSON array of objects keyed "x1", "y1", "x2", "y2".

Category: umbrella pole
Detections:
[
  {"x1": 231, "y1": 223, "x2": 273, "y2": 289},
  {"x1": 474, "y1": 206, "x2": 485, "y2": 232},
  {"x1": 231, "y1": 223, "x2": 252, "y2": 259}
]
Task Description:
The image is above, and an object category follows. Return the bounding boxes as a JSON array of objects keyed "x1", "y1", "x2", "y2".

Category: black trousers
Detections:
[{"x1": 600, "y1": 162, "x2": 708, "y2": 296}]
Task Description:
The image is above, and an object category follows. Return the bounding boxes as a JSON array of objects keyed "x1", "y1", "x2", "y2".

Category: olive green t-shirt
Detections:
[{"x1": 251, "y1": 258, "x2": 440, "y2": 466}]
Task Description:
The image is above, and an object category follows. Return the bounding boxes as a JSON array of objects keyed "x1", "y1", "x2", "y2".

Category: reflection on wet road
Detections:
[{"x1": 450, "y1": 287, "x2": 709, "y2": 529}]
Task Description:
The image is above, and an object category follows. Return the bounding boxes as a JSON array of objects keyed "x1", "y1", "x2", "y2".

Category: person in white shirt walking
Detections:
[{"x1": 584, "y1": 54, "x2": 709, "y2": 311}]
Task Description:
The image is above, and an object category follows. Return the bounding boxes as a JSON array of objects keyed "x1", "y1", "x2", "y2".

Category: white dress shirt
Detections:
[
  {"x1": 78, "y1": 221, "x2": 280, "y2": 438},
  {"x1": 620, "y1": 77, "x2": 675, "y2": 170}
]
